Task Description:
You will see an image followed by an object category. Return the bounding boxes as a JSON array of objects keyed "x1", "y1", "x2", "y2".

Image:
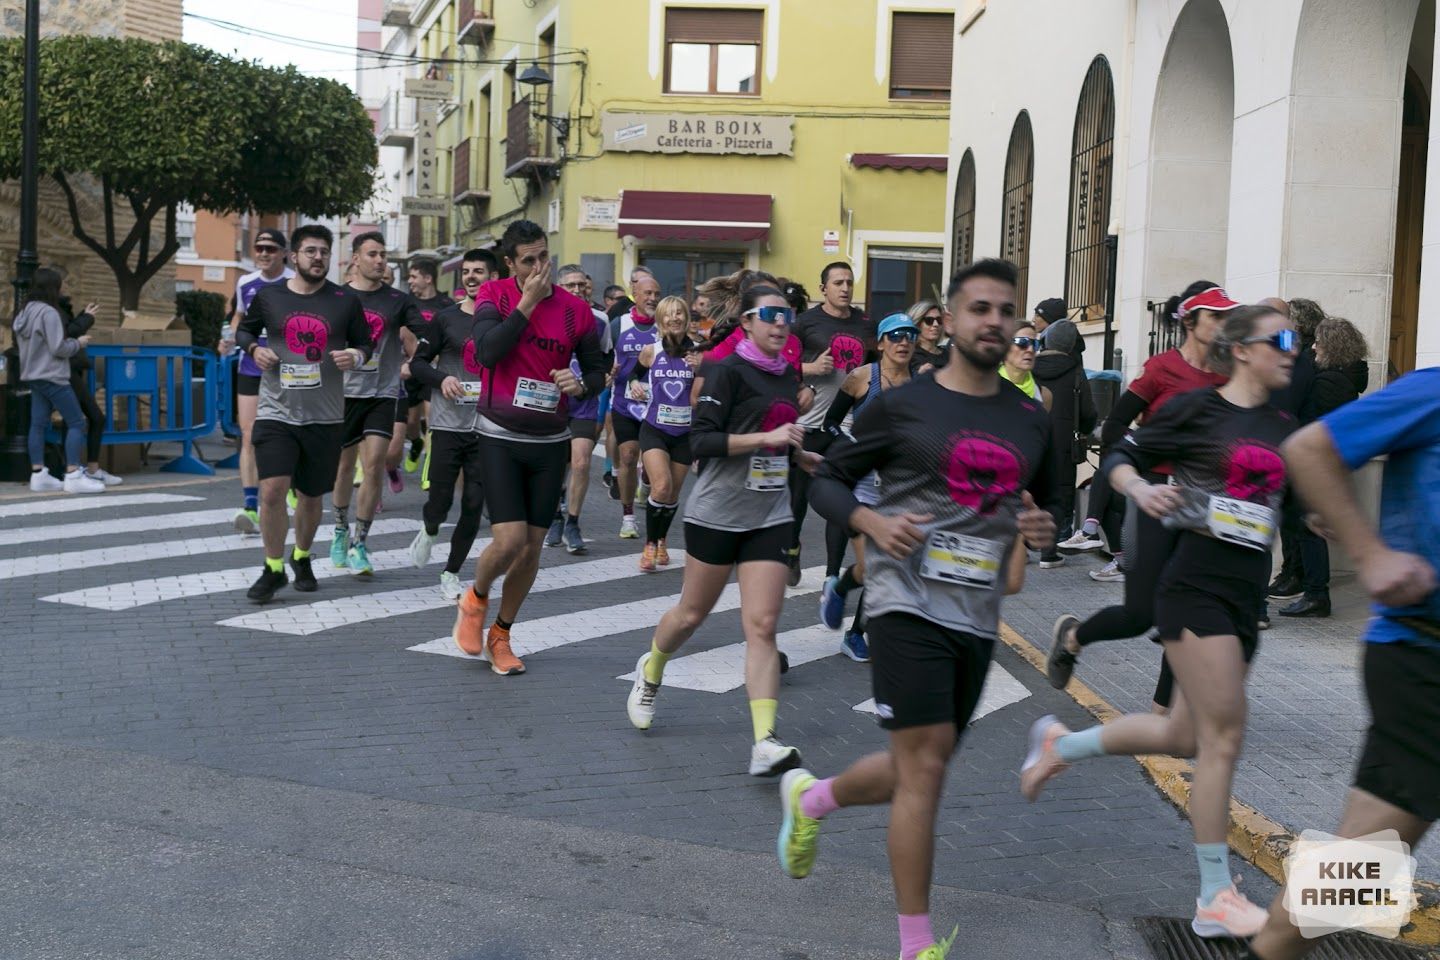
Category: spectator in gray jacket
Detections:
[{"x1": 13, "y1": 268, "x2": 104, "y2": 494}]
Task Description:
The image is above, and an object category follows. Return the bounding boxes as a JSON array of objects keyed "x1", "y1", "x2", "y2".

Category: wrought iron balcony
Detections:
[
  {"x1": 378, "y1": 92, "x2": 416, "y2": 147},
  {"x1": 504, "y1": 96, "x2": 560, "y2": 180},
  {"x1": 453, "y1": 136, "x2": 491, "y2": 204},
  {"x1": 457, "y1": 0, "x2": 495, "y2": 46}
]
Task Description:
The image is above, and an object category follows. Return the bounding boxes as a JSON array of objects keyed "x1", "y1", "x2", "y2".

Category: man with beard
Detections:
[{"x1": 609, "y1": 270, "x2": 661, "y2": 538}]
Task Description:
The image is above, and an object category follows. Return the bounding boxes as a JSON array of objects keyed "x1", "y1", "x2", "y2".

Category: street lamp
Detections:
[
  {"x1": 2, "y1": 0, "x2": 39, "y2": 482},
  {"x1": 517, "y1": 62, "x2": 570, "y2": 141}
]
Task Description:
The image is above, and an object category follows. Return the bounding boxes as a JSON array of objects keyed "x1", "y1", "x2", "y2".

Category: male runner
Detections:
[
  {"x1": 775, "y1": 258, "x2": 1057, "y2": 960},
  {"x1": 789, "y1": 261, "x2": 875, "y2": 585},
  {"x1": 223, "y1": 228, "x2": 294, "y2": 534},
  {"x1": 451, "y1": 220, "x2": 607, "y2": 674},
  {"x1": 609, "y1": 272, "x2": 660, "y2": 536},
  {"x1": 408, "y1": 248, "x2": 495, "y2": 598},
  {"x1": 329, "y1": 232, "x2": 426, "y2": 575},
  {"x1": 235, "y1": 224, "x2": 373, "y2": 602},
  {"x1": 601, "y1": 266, "x2": 655, "y2": 500},
  {"x1": 401, "y1": 257, "x2": 454, "y2": 474}
]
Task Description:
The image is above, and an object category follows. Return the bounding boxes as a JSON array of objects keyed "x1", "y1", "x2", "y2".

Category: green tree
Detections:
[{"x1": 0, "y1": 37, "x2": 377, "y2": 311}]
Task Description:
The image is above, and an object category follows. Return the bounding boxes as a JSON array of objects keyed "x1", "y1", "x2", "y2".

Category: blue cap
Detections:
[{"x1": 877, "y1": 313, "x2": 919, "y2": 338}]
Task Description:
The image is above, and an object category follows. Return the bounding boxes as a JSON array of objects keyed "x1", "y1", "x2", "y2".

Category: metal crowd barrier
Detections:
[
  {"x1": 79, "y1": 344, "x2": 221, "y2": 475},
  {"x1": 215, "y1": 349, "x2": 241, "y2": 469}
]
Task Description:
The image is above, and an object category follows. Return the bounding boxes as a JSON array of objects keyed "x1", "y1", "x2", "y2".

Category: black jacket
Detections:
[
  {"x1": 58, "y1": 296, "x2": 95, "y2": 373},
  {"x1": 1034, "y1": 350, "x2": 1098, "y2": 447},
  {"x1": 1301, "y1": 360, "x2": 1367, "y2": 423}
]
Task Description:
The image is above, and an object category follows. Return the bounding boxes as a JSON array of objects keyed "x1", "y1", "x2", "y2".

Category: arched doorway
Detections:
[
  {"x1": 952, "y1": 149, "x2": 976, "y2": 274},
  {"x1": 1000, "y1": 112, "x2": 1034, "y2": 314},
  {"x1": 1391, "y1": 66, "x2": 1430, "y2": 379},
  {"x1": 1066, "y1": 56, "x2": 1116, "y2": 322}
]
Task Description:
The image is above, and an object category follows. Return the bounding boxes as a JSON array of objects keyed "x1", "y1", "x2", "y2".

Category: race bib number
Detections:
[
  {"x1": 359, "y1": 352, "x2": 380, "y2": 372},
  {"x1": 513, "y1": 376, "x2": 560, "y2": 413},
  {"x1": 1207, "y1": 496, "x2": 1275, "y2": 551},
  {"x1": 457, "y1": 381, "x2": 482, "y2": 405},
  {"x1": 746, "y1": 454, "x2": 789, "y2": 492},
  {"x1": 919, "y1": 531, "x2": 1004, "y2": 588},
  {"x1": 279, "y1": 362, "x2": 321, "y2": 390},
  {"x1": 656, "y1": 403, "x2": 691, "y2": 427}
]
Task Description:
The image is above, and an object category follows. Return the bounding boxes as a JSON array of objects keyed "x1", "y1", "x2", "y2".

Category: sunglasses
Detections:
[
  {"x1": 1241, "y1": 329, "x2": 1299, "y2": 353},
  {"x1": 254, "y1": 245, "x2": 282, "y2": 254},
  {"x1": 743, "y1": 305, "x2": 795, "y2": 326},
  {"x1": 921, "y1": 315, "x2": 943, "y2": 326},
  {"x1": 882, "y1": 329, "x2": 918, "y2": 343},
  {"x1": 1011, "y1": 336, "x2": 1039, "y2": 350}
]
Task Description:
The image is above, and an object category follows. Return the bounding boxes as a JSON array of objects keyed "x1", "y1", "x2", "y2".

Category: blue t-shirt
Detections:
[{"x1": 1322, "y1": 367, "x2": 1440, "y2": 647}]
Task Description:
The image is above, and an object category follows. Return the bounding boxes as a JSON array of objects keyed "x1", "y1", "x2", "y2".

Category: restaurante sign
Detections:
[{"x1": 601, "y1": 112, "x2": 794, "y2": 156}]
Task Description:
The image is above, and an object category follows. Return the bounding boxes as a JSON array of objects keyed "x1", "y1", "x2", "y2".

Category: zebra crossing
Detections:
[{"x1": 5, "y1": 486, "x2": 1033, "y2": 721}]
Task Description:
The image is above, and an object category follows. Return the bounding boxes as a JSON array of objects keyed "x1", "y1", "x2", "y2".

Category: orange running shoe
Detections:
[
  {"x1": 452, "y1": 589, "x2": 487, "y2": 656},
  {"x1": 1192, "y1": 883, "x2": 1268, "y2": 938},
  {"x1": 640, "y1": 542, "x2": 658, "y2": 573},
  {"x1": 485, "y1": 622, "x2": 526, "y2": 675},
  {"x1": 655, "y1": 539, "x2": 671, "y2": 566}
]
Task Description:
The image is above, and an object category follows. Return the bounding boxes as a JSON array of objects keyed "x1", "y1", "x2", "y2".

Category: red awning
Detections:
[
  {"x1": 849, "y1": 153, "x2": 947, "y2": 172},
  {"x1": 617, "y1": 191, "x2": 772, "y2": 242}
]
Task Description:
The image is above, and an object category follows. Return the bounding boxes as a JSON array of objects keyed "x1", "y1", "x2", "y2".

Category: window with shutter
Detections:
[
  {"x1": 1000, "y1": 112, "x2": 1035, "y2": 314},
  {"x1": 889, "y1": 12, "x2": 954, "y2": 100},
  {"x1": 1064, "y1": 56, "x2": 1116, "y2": 317},
  {"x1": 952, "y1": 149, "x2": 976, "y2": 273},
  {"x1": 664, "y1": 8, "x2": 763, "y2": 95}
]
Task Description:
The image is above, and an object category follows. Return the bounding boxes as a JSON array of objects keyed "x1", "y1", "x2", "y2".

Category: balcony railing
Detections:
[
  {"x1": 457, "y1": 0, "x2": 495, "y2": 45},
  {"x1": 504, "y1": 96, "x2": 560, "y2": 179},
  {"x1": 382, "y1": 0, "x2": 412, "y2": 27},
  {"x1": 378, "y1": 93, "x2": 416, "y2": 147},
  {"x1": 407, "y1": 215, "x2": 448, "y2": 256},
  {"x1": 453, "y1": 136, "x2": 491, "y2": 204}
]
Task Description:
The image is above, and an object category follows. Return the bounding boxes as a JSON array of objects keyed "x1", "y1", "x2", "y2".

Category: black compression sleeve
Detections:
[
  {"x1": 1100, "y1": 389, "x2": 1148, "y2": 448},
  {"x1": 471, "y1": 300, "x2": 530, "y2": 367}
]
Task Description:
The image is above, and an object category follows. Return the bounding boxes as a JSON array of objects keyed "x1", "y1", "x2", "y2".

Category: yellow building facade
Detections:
[{"x1": 391, "y1": 0, "x2": 955, "y2": 314}]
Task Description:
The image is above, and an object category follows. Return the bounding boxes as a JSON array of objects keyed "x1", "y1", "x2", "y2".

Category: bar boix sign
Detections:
[{"x1": 601, "y1": 111, "x2": 794, "y2": 156}]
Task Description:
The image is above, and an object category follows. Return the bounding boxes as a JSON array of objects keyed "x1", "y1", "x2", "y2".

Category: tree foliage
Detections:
[{"x1": 0, "y1": 37, "x2": 377, "y2": 309}]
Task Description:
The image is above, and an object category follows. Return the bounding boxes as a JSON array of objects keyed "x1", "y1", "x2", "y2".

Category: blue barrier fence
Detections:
[{"x1": 215, "y1": 350, "x2": 241, "y2": 469}]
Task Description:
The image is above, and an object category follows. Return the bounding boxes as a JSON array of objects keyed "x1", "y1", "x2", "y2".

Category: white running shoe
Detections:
[
  {"x1": 62, "y1": 470, "x2": 105, "y2": 494},
  {"x1": 1191, "y1": 883, "x2": 1268, "y2": 938},
  {"x1": 626, "y1": 653, "x2": 659, "y2": 730},
  {"x1": 1019, "y1": 714, "x2": 1072, "y2": 801},
  {"x1": 439, "y1": 571, "x2": 462, "y2": 600},
  {"x1": 1057, "y1": 529, "x2": 1103, "y2": 553},
  {"x1": 28, "y1": 470, "x2": 62, "y2": 493},
  {"x1": 1088, "y1": 558, "x2": 1125, "y2": 582},
  {"x1": 749, "y1": 736, "x2": 802, "y2": 777},
  {"x1": 409, "y1": 527, "x2": 437, "y2": 568},
  {"x1": 619, "y1": 514, "x2": 639, "y2": 539},
  {"x1": 86, "y1": 468, "x2": 123, "y2": 486}
]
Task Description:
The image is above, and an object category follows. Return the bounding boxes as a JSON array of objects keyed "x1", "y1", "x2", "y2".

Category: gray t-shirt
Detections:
[
  {"x1": 412, "y1": 303, "x2": 481, "y2": 434},
  {"x1": 238, "y1": 280, "x2": 372, "y2": 426},
  {"x1": 684, "y1": 354, "x2": 800, "y2": 533},
  {"x1": 810, "y1": 377, "x2": 1056, "y2": 639},
  {"x1": 343, "y1": 283, "x2": 425, "y2": 400},
  {"x1": 793, "y1": 305, "x2": 874, "y2": 430}
]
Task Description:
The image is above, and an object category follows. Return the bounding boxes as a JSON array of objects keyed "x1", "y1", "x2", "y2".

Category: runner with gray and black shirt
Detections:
[{"x1": 772, "y1": 259, "x2": 1057, "y2": 960}]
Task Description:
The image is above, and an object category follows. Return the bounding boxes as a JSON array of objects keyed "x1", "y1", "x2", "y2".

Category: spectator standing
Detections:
[
  {"x1": 906, "y1": 299, "x2": 947, "y2": 371},
  {"x1": 1266, "y1": 298, "x2": 1323, "y2": 601},
  {"x1": 1033, "y1": 318, "x2": 1097, "y2": 568},
  {"x1": 1033, "y1": 297, "x2": 1066, "y2": 343},
  {"x1": 58, "y1": 291, "x2": 122, "y2": 485}
]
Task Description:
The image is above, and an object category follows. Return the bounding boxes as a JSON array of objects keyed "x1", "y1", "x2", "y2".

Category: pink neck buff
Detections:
[{"x1": 736, "y1": 336, "x2": 789, "y2": 375}]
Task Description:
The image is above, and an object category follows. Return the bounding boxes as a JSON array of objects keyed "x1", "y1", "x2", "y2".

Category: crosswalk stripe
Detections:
[
  {"x1": 0, "y1": 493, "x2": 203, "y2": 520},
  {"x1": 41, "y1": 531, "x2": 472, "y2": 611},
  {"x1": 851, "y1": 660, "x2": 1032, "y2": 722},
  {"x1": 0, "y1": 518, "x2": 419, "y2": 581},
  {"x1": 219, "y1": 552, "x2": 679, "y2": 636},
  {"x1": 409, "y1": 567, "x2": 827, "y2": 661},
  {"x1": 0, "y1": 507, "x2": 238, "y2": 548},
  {"x1": 615, "y1": 622, "x2": 839, "y2": 693}
]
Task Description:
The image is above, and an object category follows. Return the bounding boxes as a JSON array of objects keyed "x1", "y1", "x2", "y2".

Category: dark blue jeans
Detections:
[{"x1": 25, "y1": 379, "x2": 85, "y2": 468}]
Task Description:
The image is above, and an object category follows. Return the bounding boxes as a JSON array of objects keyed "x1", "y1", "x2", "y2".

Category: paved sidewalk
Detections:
[{"x1": 999, "y1": 546, "x2": 1439, "y2": 882}]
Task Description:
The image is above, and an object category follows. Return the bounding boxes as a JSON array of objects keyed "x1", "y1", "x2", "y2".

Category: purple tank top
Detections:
[{"x1": 643, "y1": 346, "x2": 695, "y2": 436}]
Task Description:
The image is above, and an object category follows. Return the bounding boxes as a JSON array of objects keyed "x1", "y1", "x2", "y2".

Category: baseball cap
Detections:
[
  {"x1": 255, "y1": 228, "x2": 287, "y2": 249},
  {"x1": 1177, "y1": 286, "x2": 1241, "y2": 318},
  {"x1": 877, "y1": 313, "x2": 919, "y2": 338},
  {"x1": 1034, "y1": 297, "x2": 1067, "y2": 324}
]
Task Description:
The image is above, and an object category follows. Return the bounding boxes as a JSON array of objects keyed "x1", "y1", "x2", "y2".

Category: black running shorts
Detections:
[
  {"x1": 341, "y1": 396, "x2": 397, "y2": 448},
  {"x1": 237, "y1": 373, "x2": 261, "y2": 398},
  {"x1": 478, "y1": 435, "x2": 569, "y2": 528},
  {"x1": 639, "y1": 422, "x2": 693, "y2": 466},
  {"x1": 251, "y1": 419, "x2": 342, "y2": 499},
  {"x1": 392, "y1": 392, "x2": 408, "y2": 424},
  {"x1": 868, "y1": 612, "x2": 995, "y2": 733},
  {"x1": 1354, "y1": 641, "x2": 1440, "y2": 822},
  {"x1": 682, "y1": 521, "x2": 789, "y2": 567},
  {"x1": 612, "y1": 412, "x2": 642, "y2": 447},
  {"x1": 568, "y1": 418, "x2": 599, "y2": 443}
]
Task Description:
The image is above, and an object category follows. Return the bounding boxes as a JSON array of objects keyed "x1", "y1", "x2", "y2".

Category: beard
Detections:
[{"x1": 953, "y1": 336, "x2": 1006, "y2": 371}]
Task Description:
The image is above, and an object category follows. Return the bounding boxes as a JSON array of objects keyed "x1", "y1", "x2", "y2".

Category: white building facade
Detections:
[{"x1": 946, "y1": 0, "x2": 1437, "y2": 386}]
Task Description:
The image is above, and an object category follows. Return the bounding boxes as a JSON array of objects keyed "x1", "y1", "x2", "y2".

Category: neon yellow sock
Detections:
[
  {"x1": 643, "y1": 642, "x2": 671, "y2": 684},
  {"x1": 265, "y1": 556, "x2": 284, "y2": 573},
  {"x1": 292, "y1": 547, "x2": 311, "y2": 562},
  {"x1": 750, "y1": 698, "x2": 778, "y2": 743}
]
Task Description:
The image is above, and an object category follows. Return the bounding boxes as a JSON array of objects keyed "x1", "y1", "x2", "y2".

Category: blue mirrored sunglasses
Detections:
[
  {"x1": 882, "y1": 329, "x2": 918, "y2": 343},
  {"x1": 1011, "y1": 336, "x2": 1039, "y2": 350},
  {"x1": 1241, "y1": 329, "x2": 1299, "y2": 353},
  {"x1": 744, "y1": 305, "x2": 794, "y2": 326}
]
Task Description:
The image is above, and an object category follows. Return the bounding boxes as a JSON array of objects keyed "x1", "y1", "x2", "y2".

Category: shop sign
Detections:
[{"x1": 601, "y1": 112, "x2": 794, "y2": 156}]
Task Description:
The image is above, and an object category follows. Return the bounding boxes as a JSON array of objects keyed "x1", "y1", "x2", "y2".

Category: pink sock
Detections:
[
  {"x1": 898, "y1": 913, "x2": 934, "y2": 960},
  {"x1": 799, "y1": 777, "x2": 839, "y2": 819}
]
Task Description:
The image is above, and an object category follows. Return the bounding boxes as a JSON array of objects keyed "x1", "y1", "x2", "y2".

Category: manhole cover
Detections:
[{"x1": 1136, "y1": 916, "x2": 1440, "y2": 960}]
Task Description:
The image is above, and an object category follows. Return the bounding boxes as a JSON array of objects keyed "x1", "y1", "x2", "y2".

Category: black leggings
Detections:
[
  {"x1": 65, "y1": 372, "x2": 105, "y2": 464},
  {"x1": 1085, "y1": 461, "x2": 1126, "y2": 553},
  {"x1": 1076, "y1": 502, "x2": 1177, "y2": 647},
  {"x1": 422, "y1": 430, "x2": 486, "y2": 575}
]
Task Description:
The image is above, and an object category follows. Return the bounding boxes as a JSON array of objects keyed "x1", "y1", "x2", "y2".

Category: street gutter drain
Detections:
[{"x1": 1136, "y1": 917, "x2": 1440, "y2": 960}]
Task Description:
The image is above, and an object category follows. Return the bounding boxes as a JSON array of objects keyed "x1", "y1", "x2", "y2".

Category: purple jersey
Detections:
[
  {"x1": 642, "y1": 345, "x2": 695, "y2": 436},
  {"x1": 612, "y1": 321, "x2": 657, "y2": 421},
  {"x1": 235, "y1": 267, "x2": 294, "y2": 377}
]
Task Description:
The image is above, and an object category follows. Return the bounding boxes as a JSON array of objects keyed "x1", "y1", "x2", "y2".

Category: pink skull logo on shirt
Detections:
[
  {"x1": 363, "y1": 309, "x2": 386, "y2": 347},
  {"x1": 283, "y1": 314, "x2": 328, "y2": 362},
  {"x1": 461, "y1": 339, "x2": 484, "y2": 375},
  {"x1": 1225, "y1": 443, "x2": 1285, "y2": 502},
  {"x1": 829, "y1": 333, "x2": 866, "y2": 373},
  {"x1": 757, "y1": 399, "x2": 799, "y2": 454},
  {"x1": 946, "y1": 434, "x2": 1021, "y2": 516}
]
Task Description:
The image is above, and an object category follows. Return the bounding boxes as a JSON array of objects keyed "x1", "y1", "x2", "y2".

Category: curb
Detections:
[{"x1": 999, "y1": 622, "x2": 1440, "y2": 946}]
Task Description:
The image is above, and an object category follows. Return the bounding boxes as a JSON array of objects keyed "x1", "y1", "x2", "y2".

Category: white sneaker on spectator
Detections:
[
  {"x1": 86, "y1": 468, "x2": 123, "y2": 486},
  {"x1": 1088, "y1": 558, "x2": 1124, "y2": 582},
  {"x1": 1058, "y1": 529, "x2": 1103, "y2": 553},
  {"x1": 28, "y1": 470, "x2": 63, "y2": 493},
  {"x1": 62, "y1": 469, "x2": 106, "y2": 494}
]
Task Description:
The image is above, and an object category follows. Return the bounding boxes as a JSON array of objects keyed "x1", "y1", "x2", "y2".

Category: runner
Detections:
[
  {"x1": 328, "y1": 232, "x2": 426, "y2": 575},
  {"x1": 625, "y1": 283, "x2": 816, "y2": 776},
  {"x1": 631, "y1": 296, "x2": 699, "y2": 572},
  {"x1": 234, "y1": 224, "x2": 373, "y2": 603},
  {"x1": 1019, "y1": 303, "x2": 1298, "y2": 940},
  {"x1": 450, "y1": 220, "x2": 607, "y2": 675},
  {"x1": 545, "y1": 264, "x2": 614, "y2": 554},
  {"x1": 1043, "y1": 282, "x2": 1236, "y2": 702},
  {"x1": 817, "y1": 312, "x2": 919, "y2": 664},
  {"x1": 223, "y1": 228, "x2": 294, "y2": 534},
  {"x1": 610, "y1": 272, "x2": 661, "y2": 538},
  {"x1": 1242, "y1": 368, "x2": 1439, "y2": 960},
  {"x1": 407, "y1": 248, "x2": 493, "y2": 599},
  {"x1": 774, "y1": 259, "x2": 1055, "y2": 960},
  {"x1": 789, "y1": 261, "x2": 875, "y2": 587},
  {"x1": 401, "y1": 257, "x2": 453, "y2": 476}
]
